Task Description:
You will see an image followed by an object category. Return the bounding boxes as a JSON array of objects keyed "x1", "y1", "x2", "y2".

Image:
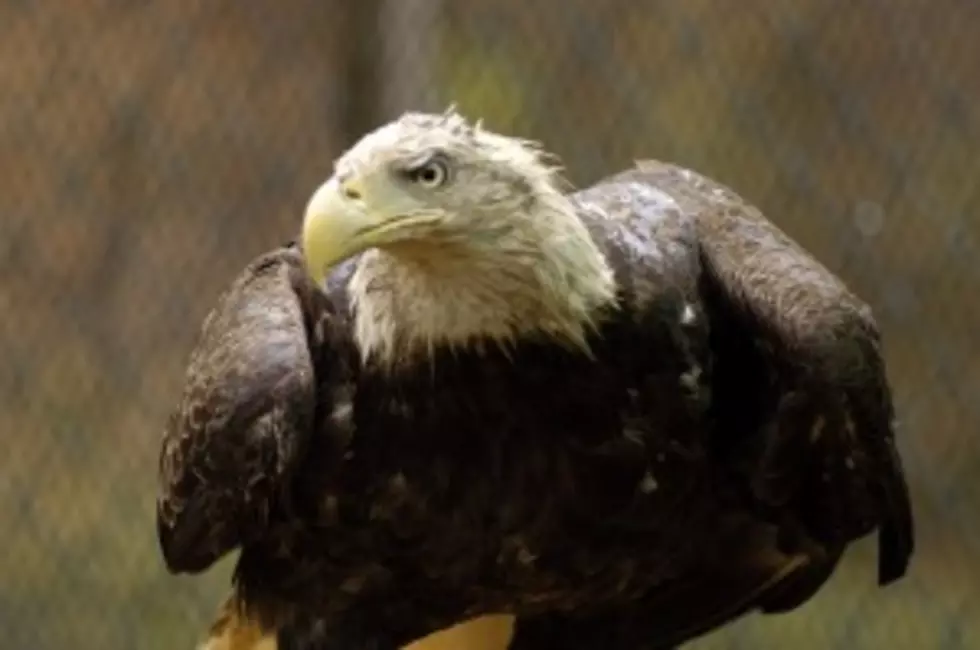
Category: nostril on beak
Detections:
[{"x1": 340, "y1": 180, "x2": 362, "y2": 201}]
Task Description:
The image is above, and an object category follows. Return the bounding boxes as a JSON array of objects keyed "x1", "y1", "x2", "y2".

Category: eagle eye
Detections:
[{"x1": 403, "y1": 154, "x2": 451, "y2": 189}]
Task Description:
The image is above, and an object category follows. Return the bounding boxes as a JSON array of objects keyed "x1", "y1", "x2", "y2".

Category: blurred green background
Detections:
[{"x1": 1, "y1": 1, "x2": 977, "y2": 648}]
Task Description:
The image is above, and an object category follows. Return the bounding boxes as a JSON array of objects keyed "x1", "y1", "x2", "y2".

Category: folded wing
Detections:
[
  {"x1": 156, "y1": 246, "x2": 318, "y2": 574},
  {"x1": 633, "y1": 160, "x2": 913, "y2": 586}
]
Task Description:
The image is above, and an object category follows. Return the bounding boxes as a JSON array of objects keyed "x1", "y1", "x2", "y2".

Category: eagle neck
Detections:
[{"x1": 347, "y1": 204, "x2": 617, "y2": 367}]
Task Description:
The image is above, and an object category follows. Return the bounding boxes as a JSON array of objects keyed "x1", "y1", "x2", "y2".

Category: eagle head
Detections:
[{"x1": 299, "y1": 107, "x2": 615, "y2": 362}]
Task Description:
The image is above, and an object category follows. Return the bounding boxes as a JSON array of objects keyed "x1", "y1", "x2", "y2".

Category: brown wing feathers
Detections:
[
  {"x1": 636, "y1": 160, "x2": 914, "y2": 587},
  {"x1": 157, "y1": 247, "x2": 317, "y2": 574}
]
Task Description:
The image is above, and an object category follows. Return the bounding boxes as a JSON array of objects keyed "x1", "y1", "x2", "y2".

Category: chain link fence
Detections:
[{"x1": 1, "y1": 1, "x2": 977, "y2": 648}]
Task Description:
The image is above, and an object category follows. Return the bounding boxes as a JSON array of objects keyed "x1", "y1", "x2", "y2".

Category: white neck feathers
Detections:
[{"x1": 347, "y1": 192, "x2": 617, "y2": 366}]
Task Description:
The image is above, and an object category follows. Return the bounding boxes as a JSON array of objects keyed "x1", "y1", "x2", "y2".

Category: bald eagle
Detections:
[{"x1": 157, "y1": 109, "x2": 913, "y2": 650}]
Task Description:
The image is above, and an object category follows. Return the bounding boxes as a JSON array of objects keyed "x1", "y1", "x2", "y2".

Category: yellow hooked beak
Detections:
[
  {"x1": 301, "y1": 173, "x2": 444, "y2": 287},
  {"x1": 300, "y1": 176, "x2": 382, "y2": 286}
]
